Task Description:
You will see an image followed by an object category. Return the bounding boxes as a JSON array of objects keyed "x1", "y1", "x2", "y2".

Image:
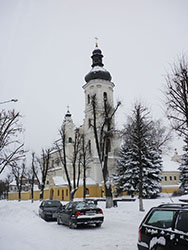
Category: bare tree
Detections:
[
  {"x1": 55, "y1": 126, "x2": 82, "y2": 201},
  {"x1": 27, "y1": 152, "x2": 39, "y2": 203},
  {"x1": 165, "y1": 56, "x2": 188, "y2": 137},
  {"x1": 55, "y1": 126, "x2": 72, "y2": 199},
  {"x1": 33, "y1": 149, "x2": 52, "y2": 200},
  {"x1": 91, "y1": 94, "x2": 121, "y2": 208},
  {"x1": 79, "y1": 133, "x2": 92, "y2": 200},
  {"x1": 0, "y1": 110, "x2": 25, "y2": 174},
  {"x1": 11, "y1": 160, "x2": 26, "y2": 201}
]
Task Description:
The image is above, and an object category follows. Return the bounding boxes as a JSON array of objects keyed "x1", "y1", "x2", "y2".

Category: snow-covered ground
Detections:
[{"x1": 0, "y1": 195, "x2": 186, "y2": 250}]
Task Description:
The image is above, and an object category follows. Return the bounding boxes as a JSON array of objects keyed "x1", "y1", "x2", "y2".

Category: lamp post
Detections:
[{"x1": 0, "y1": 99, "x2": 18, "y2": 105}]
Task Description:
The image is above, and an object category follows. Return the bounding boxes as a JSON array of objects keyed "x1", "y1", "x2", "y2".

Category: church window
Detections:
[
  {"x1": 57, "y1": 190, "x2": 60, "y2": 196},
  {"x1": 88, "y1": 140, "x2": 91, "y2": 154},
  {"x1": 174, "y1": 176, "x2": 177, "y2": 181},
  {"x1": 170, "y1": 176, "x2": 172, "y2": 181},
  {"x1": 164, "y1": 176, "x2": 167, "y2": 181},
  {"x1": 88, "y1": 94, "x2": 90, "y2": 104},
  {"x1": 88, "y1": 118, "x2": 92, "y2": 128},
  {"x1": 103, "y1": 92, "x2": 107, "y2": 101},
  {"x1": 68, "y1": 137, "x2": 72, "y2": 143}
]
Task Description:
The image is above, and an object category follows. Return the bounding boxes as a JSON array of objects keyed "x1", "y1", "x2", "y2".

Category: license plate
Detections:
[{"x1": 86, "y1": 212, "x2": 95, "y2": 216}]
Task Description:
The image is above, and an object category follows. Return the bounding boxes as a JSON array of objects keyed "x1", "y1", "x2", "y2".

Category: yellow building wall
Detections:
[
  {"x1": 21, "y1": 192, "x2": 30, "y2": 200},
  {"x1": 161, "y1": 186, "x2": 179, "y2": 193},
  {"x1": 8, "y1": 184, "x2": 109, "y2": 201},
  {"x1": 8, "y1": 192, "x2": 19, "y2": 200}
]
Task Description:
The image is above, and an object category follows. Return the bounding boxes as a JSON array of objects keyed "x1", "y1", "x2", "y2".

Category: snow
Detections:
[
  {"x1": 162, "y1": 156, "x2": 180, "y2": 171},
  {"x1": 53, "y1": 176, "x2": 67, "y2": 186},
  {"x1": 0, "y1": 195, "x2": 187, "y2": 250}
]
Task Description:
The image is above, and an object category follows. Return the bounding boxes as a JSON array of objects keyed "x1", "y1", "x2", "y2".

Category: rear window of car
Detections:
[
  {"x1": 145, "y1": 210, "x2": 175, "y2": 229},
  {"x1": 176, "y1": 211, "x2": 188, "y2": 233},
  {"x1": 44, "y1": 201, "x2": 61, "y2": 207},
  {"x1": 75, "y1": 202, "x2": 96, "y2": 209}
]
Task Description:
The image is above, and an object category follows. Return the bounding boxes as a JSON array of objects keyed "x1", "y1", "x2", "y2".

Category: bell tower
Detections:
[{"x1": 82, "y1": 43, "x2": 117, "y2": 183}]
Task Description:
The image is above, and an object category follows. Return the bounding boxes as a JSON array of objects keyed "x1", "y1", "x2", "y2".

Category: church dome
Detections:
[{"x1": 84, "y1": 46, "x2": 112, "y2": 83}]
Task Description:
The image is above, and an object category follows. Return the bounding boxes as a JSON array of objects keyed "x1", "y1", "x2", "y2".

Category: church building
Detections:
[{"x1": 45, "y1": 43, "x2": 120, "y2": 200}]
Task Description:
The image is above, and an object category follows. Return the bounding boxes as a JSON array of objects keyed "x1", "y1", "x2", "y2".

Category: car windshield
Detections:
[
  {"x1": 75, "y1": 201, "x2": 96, "y2": 209},
  {"x1": 44, "y1": 201, "x2": 61, "y2": 207},
  {"x1": 145, "y1": 209, "x2": 175, "y2": 229}
]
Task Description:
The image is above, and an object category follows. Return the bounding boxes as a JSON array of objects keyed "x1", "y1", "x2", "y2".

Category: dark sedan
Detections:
[
  {"x1": 39, "y1": 200, "x2": 63, "y2": 221},
  {"x1": 57, "y1": 200, "x2": 104, "y2": 228}
]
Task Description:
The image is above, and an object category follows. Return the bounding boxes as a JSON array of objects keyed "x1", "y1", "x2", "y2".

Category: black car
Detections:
[
  {"x1": 138, "y1": 203, "x2": 188, "y2": 250},
  {"x1": 57, "y1": 200, "x2": 104, "y2": 228},
  {"x1": 39, "y1": 200, "x2": 63, "y2": 221}
]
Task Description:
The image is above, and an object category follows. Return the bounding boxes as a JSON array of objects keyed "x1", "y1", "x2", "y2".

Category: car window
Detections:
[
  {"x1": 65, "y1": 202, "x2": 73, "y2": 210},
  {"x1": 44, "y1": 201, "x2": 61, "y2": 207},
  {"x1": 176, "y1": 211, "x2": 188, "y2": 232},
  {"x1": 75, "y1": 202, "x2": 96, "y2": 209},
  {"x1": 145, "y1": 210, "x2": 175, "y2": 229}
]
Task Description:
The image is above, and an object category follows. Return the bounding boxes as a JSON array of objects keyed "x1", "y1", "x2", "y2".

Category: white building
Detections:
[{"x1": 47, "y1": 43, "x2": 120, "y2": 187}]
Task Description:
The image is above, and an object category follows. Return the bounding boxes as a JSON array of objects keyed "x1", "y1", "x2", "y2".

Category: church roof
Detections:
[{"x1": 84, "y1": 45, "x2": 112, "y2": 83}]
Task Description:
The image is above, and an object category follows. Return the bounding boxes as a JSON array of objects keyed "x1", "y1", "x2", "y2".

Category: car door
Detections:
[
  {"x1": 39, "y1": 201, "x2": 44, "y2": 217},
  {"x1": 142, "y1": 209, "x2": 176, "y2": 250},
  {"x1": 61, "y1": 202, "x2": 73, "y2": 225},
  {"x1": 173, "y1": 211, "x2": 188, "y2": 250}
]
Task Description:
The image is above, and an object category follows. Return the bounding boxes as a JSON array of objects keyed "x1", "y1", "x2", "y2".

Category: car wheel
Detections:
[
  {"x1": 43, "y1": 214, "x2": 47, "y2": 221},
  {"x1": 69, "y1": 220, "x2": 77, "y2": 229},
  {"x1": 57, "y1": 217, "x2": 62, "y2": 225},
  {"x1": 96, "y1": 223, "x2": 102, "y2": 227}
]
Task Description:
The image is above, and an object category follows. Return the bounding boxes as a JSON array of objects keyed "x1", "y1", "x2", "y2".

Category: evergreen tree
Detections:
[
  {"x1": 114, "y1": 143, "x2": 139, "y2": 196},
  {"x1": 142, "y1": 147, "x2": 162, "y2": 198},
  {"x1": 179, "y1": 136, "x2": 188, "y2": 191},
  {"x1": 114, "y1": 103, "x2": 163, "y2": 203}
]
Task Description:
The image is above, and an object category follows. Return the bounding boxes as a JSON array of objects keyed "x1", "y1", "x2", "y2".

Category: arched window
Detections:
[
  {"x1": 88, "y1": 118, "x2": 92, "y2": 128},
  {"x1": 88, "y1": 94, "x2": 90, "y2": 104},
  {"x1": 103, "y1": 92, "x2": 107, "y2": 101},
  {"x1": 88, "y1": 140, "x2": 91, "y2": 154},
  {"x1": 68, "y1": 137, "x2": 72, "y2": 143}
]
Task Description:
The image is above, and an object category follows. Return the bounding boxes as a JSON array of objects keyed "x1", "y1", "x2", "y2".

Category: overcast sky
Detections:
[{"x1": 0, "y1": 0, "x2": 188, "y2": 156}]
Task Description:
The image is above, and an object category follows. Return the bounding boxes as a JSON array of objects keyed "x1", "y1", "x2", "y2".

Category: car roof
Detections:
[
  {"x1": 43, "y1": 200, "x2": 61, "y2": 203},
  {"x1": 157, "y1": 203, "x2": 188, "y2": 209}
]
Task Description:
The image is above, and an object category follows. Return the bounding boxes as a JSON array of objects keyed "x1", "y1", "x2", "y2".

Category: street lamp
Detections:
[{"x1": 0, "y1": 99, "x2": 18, "y2": 105}]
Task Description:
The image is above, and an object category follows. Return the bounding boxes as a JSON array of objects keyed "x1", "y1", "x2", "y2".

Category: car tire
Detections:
[
  {"x1": 96, "y1": 223, "x2": 102, "y2": 227},
  {"x1": 57, "y1": 217, "x2": 62, "y2": 225},
  {"x1": 43, "y1": 215, "x2": 47, "y2": 221},
  {"x1": 69, "y1": 220, "x2": 77, "y2": 229}
]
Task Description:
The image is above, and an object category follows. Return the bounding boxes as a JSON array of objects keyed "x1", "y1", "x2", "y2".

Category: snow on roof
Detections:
[
  {"x1": 48, "y1": 166, "x2": 62, "y2": 172},
  {"x1": 162, "y1": 155, "x2": 181, "y2": 172},
  {"x1": 53, "y1": 176, "x2": 68, "y2": 186},
  {"x1": 33, "y1": 185, "x2": 40, "y2": 191},
  {"x1": 79, "y1": 177, "x2": 96, "y2": 186},
  {"x1": 10, "y1": 180, "x2": 17, "y2": 186},
  {"x1": 90, "y1": 66, "x2": 107, "y2": 72},
  {"x1": 52, "y1": 176, "x2": 96, "y2": 187}
]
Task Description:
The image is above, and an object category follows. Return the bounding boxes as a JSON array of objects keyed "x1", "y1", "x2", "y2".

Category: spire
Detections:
[
  {"x1": 65, "y1": 105, "x2": 71, "y2": 118},
  {"x1": 91, "y1": 41, "x2": 104, "y2": 68},
  {"x1": 84, "y1": 41, "x2": 112, "y2": 83},
  {"x1": 95, "y1": 37, "x2": 99, "y2": 48}
]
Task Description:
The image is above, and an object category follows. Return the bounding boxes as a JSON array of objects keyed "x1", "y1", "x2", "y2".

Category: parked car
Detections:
[
  {"x1": 138, "y1": 203, "x2": 188, "y2": 250},
  {"x1": 57, "y1": 200, "x2": 104, "y2": 228},
  {"x1": 39, "y1": 200, "x2": 63, "y2": 221}
]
